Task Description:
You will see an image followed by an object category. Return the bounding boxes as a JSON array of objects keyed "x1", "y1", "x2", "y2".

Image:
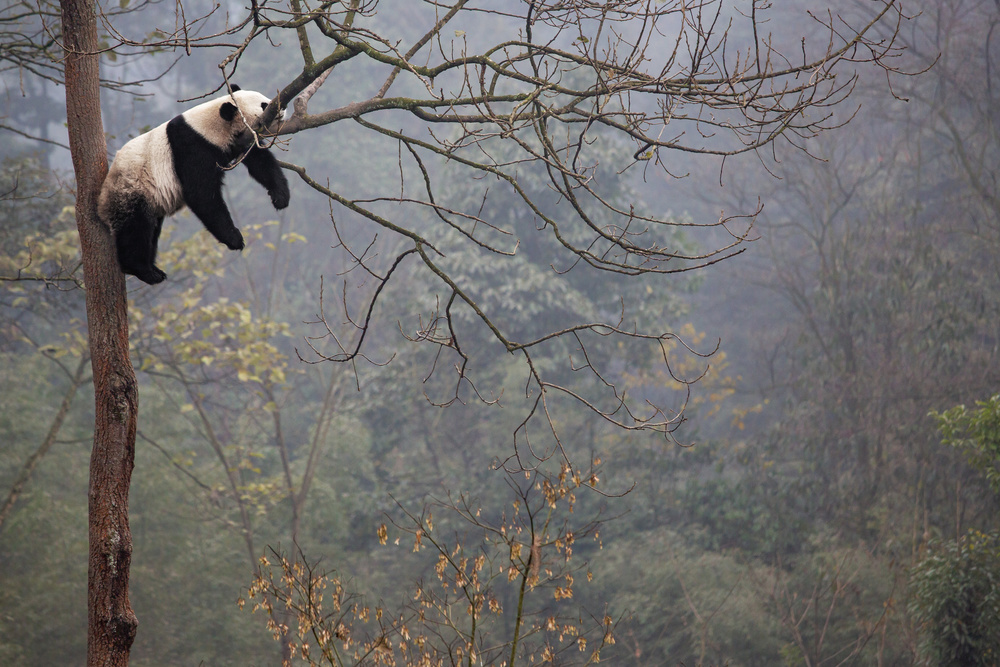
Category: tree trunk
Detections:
[{"x1": 60, "y1": 1, "x2": 140, "y2": 665}]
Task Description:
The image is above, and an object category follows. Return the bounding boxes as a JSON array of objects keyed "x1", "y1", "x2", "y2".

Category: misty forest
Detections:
[{"x1": 2, "y1": 1, "x2": 999, "y2": 665}]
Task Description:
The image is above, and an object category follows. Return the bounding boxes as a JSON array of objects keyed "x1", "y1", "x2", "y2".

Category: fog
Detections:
[{"x1": 1, "y1": 1, "x2": 998, "y2": 665}]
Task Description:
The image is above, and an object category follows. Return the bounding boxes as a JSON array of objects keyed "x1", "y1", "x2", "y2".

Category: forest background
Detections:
[{"x1": 2, "y1": 0, "x2": 999, "y2": 665}]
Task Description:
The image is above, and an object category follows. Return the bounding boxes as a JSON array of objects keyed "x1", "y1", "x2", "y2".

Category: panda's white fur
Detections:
[
  {"x1": 98, "y1": 88, "x2": 290, "y2": 285},
  {"x1": 99, "y1": 89, "x2": 272, "y2": 222}
]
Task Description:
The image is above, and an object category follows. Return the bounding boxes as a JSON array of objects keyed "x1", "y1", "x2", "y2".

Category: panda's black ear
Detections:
[
  {"x1": 230, "y1": 85, "x2": 241, "y2": 92},
  {"x1": 220, "y1": 102, "x2": 238, "y2": 122}
]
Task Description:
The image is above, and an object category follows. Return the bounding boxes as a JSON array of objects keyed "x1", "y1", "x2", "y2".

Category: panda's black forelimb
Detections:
[
  {"x1": 167, "y1": 115, "x2": 246, "y2": 252},
  {"x1": 242, "y1": 147, "x2": 290, "y2": 210}
]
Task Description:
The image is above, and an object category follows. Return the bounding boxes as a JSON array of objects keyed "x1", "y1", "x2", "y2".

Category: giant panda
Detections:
[{"x1": 98, "y1": 86, "x2": 290, "y2": 285}]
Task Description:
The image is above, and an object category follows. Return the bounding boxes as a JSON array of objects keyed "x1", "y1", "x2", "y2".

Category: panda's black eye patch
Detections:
[{"x1": 261, "y1": 102, "x2": 267, "y2": 110}]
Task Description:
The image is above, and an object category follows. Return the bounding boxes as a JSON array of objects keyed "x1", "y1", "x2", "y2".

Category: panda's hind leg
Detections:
[{"x1": 114, "y1": 198, "x2": 167, "y2": 284}]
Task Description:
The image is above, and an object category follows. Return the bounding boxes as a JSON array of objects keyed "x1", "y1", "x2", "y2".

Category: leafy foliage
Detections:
[
  {"x1": 909, "y1": 397, "x2": 1000, "y2": 665},
  {"x1": 933, "y1": 396, "x2": 1000, "y2": 496},
  {"x1": 244, "y1": 465, "x2": 617, "y2": 667},
  {"x1": 909, "y1": 531, "x2": 1000, "y2": 666}
]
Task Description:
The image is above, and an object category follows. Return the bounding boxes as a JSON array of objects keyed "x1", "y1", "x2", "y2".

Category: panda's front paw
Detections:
[
  {"x1": 220, "y1": 229, "x2": 245, "y2": 251},
  {"x1": 270, "y1": 187, "x2": 290, "y2": 210}
]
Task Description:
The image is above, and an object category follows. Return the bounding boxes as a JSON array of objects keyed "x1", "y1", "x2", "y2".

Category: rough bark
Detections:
[{"x1": 60, "y1": 0, "x2": 139, "y2": 664}]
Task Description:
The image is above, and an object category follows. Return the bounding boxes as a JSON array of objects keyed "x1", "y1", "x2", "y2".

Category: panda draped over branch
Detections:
[{"x1": 98, "y1": 86, "x2": 291, "y2": 285}]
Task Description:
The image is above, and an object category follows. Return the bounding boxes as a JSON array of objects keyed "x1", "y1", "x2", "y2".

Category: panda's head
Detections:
[
  {"x1": 183, "y1": 87, "x2": 281, "y2": 151},
  {"x1": 221, "y1": 88, "x2": 281, "y2": 146}
]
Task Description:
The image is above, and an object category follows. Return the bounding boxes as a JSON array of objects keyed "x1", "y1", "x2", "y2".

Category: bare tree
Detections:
[
  {"x1": 5, "y1": 1, "x2": 909, "y2": 665},
  {"x1": 21, "y1": 1, "x2": 909, "y2": 466}
]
